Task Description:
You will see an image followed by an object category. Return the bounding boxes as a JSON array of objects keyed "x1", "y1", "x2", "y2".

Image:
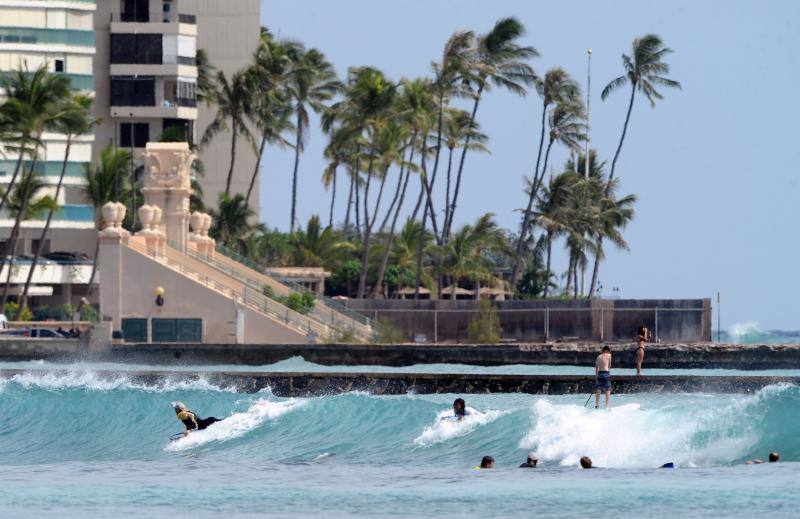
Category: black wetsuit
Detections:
[{"x1": 177, "y1": 410, "x2": 221, "y2": 431}]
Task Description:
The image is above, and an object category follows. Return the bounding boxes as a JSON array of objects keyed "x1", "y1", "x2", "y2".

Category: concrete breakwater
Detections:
[
  {"x1": 0, "y1": 369, "x2": 795, "y2": 396},
  {"x1": 1, "y1": 340, "x2": 800, "y2": 370}
]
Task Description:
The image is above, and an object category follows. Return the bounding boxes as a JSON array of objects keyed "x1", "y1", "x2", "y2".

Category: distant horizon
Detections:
[{"x1": 258, "y1": 0, "x2": 800, "y2": 329}]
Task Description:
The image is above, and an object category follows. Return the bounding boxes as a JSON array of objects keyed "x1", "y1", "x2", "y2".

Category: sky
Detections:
[{"x1": 258, "y1": 0, "x2": 800, "y2": 330}]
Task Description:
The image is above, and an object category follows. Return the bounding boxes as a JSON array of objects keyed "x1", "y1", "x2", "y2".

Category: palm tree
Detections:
[
  {"x1": 591, "y1": 34, "x2": 679, "y2": 296},
  {"x1": 201, "y1": 69, "x2": 257, "y2": 196},
  {"x1": 510, "y1": 68, "x2": 581, "y2": 291},
  {"x1": 535, "y1": 171, "x2": 575, "y2": 298},
  {"x1": 83, "y1": 146, "x2": 132, "y2": 297},
  {"x1": 0, "y1": 171, "x2": 57, "y2": 307},
  {"x1": 17, "y1": 94, "x2": 96, "y2": 315},
  {"x1": 0, "y1": 64, "x2": 71, "y2": 215},
  {"x1": 601, "y1": 34, "x2": 681, "y2": 188},
  {"x1": 290, "y1": 215, "x2": 353, "y2": 270},
  {"x1": 209, "y1": 192, "x2": 254, "y2": 252},
  {"x1": 442, "y1": 108, "x2": 489, "y2": 231},
  {"x1": 196, "y1": 49, "x2": 216, "y2": 106},
  {"x1": 247, "y1": 32, "x2": 297, "y2": 208},
  {"x1": 444, "y1": 17, "x2": 537, "y2": 241},
  {"x1": 285, "y1": 47, "x2": 342, "y2": 233}
]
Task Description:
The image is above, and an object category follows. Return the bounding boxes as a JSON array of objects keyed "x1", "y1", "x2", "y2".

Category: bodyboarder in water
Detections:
[
  {"x1": 173, "y1": 401, "x2": 221, "y2": 436},
  {"x1": 445, "y1": 398, "x2": 476, "y2": 421}
]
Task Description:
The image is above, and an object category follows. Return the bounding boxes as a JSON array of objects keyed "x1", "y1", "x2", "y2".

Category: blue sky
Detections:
[{"x1": 258, "y1": 0, "x2": 800, "y2": 330}]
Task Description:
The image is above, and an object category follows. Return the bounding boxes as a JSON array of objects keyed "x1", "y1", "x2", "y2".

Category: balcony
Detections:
[
  {"x1": 110, "y1": 76, "x2": 198, "y2": 119},
  {"x1": 0, "y1": 161, "x2": 87, "y2": 179},
  {"x1": 0, "y1": 27, "x2": 94, "y2": 48}
]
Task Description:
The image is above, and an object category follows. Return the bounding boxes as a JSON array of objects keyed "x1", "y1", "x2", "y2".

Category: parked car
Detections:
[
  {"x1": 43, "y1": 251, "x2": 92, "y2": 264},
  {"x1": 0, "y1": 327, "x2": 69, "y2": 338}
]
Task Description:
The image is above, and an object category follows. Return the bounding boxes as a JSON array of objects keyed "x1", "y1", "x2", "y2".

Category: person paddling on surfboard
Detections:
[
  {"x1": 445, "y1": 398, "x2": 475, "y2": 421},
  {"x1": 595, "y1": 346, "x2": 612, "y2": 409},
  {"x1": 173, "y1": 401, "x2": 221, "y2": 436}
]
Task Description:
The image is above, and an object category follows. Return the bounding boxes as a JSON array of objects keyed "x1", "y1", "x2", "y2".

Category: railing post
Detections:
[
  {"x1": 545, "y1": 307, "x2": 550, "y2": 342},
  {"x1": 654, "y1": 307, "x2": 659, "y2": 343}
]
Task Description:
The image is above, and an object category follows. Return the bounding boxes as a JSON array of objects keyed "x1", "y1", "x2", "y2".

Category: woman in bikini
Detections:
[{"x1": 636, "y1": 325, "x2": 649, "y2": 376}]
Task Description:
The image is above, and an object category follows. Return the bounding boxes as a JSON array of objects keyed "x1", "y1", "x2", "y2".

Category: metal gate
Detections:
[
  {"x1": 151, "y1": 318, "x2": 202, "y2": 342},
  {"x1": 121, "y1": 318, "x2": 148, "y2": 343}
]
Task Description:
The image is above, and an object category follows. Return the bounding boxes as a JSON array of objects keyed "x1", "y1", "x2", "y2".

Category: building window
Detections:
[
  {"x1": 111, "y1": 76, "x2": 156, "y2": 107},
  {"x1": 120, "y1": 122, "x2": 150, "y2": 148},
  {"x1": 163, "y1": 119, "x2": 193, "y2": 145},
  {"x1": 110, "y1": 34, "x2": 163, "y2": 65},
  {"x1": 121, "y1": 0, "x2": 150, "y2": 22},
  {"x1": 54, "y1": 59, "x2": 65, "y2": 73}
]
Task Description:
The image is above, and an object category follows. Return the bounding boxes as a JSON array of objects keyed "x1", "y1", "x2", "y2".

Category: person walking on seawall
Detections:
[
  {"x1": 636, "y1": 325, "x2": 650, "y2": 376},
  {"x1": 595, "y1": 345, "x2": 612, "y2": 409}
]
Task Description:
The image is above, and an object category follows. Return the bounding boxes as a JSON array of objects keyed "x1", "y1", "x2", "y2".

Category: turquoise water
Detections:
[{"x1": 1, "y1": 367, "x2": 799, "y2": 517}]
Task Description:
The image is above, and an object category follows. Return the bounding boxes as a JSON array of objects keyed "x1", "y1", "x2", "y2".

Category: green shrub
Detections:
[
  {"x1": 80, "y1": 303, "x2": 100, "y2": 322},
  {"x1": 325, "y1": 326, "x2": 358, "y2": 344},
  {"x1": 4, "y1": 302, "x2": 32, "y2": 322},
  {"x1": 372, "y1": 318, "x2": 407, "y2": 344},
  {"x1": 467, "y1": 298, "x2": 502, "y2": 343}
]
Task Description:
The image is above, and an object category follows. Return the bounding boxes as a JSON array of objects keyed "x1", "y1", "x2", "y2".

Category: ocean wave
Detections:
[
  {"x1": 165, "y1": 397, "x2": 306, "y2": 451},
  {"x1": 414, "y1": 407, "x2": 506, "y2": 447},
  {"x1": 3, "y1": 370, "x2": 238, "y2": 393}
]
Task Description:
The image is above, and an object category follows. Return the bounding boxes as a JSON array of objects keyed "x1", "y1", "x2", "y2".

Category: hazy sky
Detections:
[{"x1": 258, "y1": 0, "x2": 800, "y2": 330}]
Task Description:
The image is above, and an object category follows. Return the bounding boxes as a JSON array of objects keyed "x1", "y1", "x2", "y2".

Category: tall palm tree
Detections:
[
  {"x1": 247, "y1": 32, "x2": 297, "y2": 208},
  {"x1": 83, "y1": 146, "x2": 132, "y2": 297},
  {"x1": 201, "y1": 69, "x2": 257, "y2": 196},
  {"x1": 17, "y1": 94, "x2": 96, "y2": 315},
  {"x1": 444, "y1": 17, "x2": 537, "y2": 241},
  {"x1": 535, "y1": 171, "x2": 574, "y2": 298},
  {"x1": 601, "y1": 34, "x2": 681, "y2": 188},
  {"x1": 0, "y1": 64, "x2": 71, "y2": 215},
  {"x1": 0, "y1": 171, "x2": 57, "y2": 306},
  {"x1": 209, "y1": 192, "x2": 254, "y2": 252},
  {"x1": 510, "y1": 68, "x2": 581, "y2": 291},
  {"x1": 591, "y1": 34, "x2": 679, "y2": 296},
  {"x1": 285, "y1": 47, "x2": 342, "y2": 233},
  {"x1": 442, "y1": 108, "x2": 489, "y2": 231}
]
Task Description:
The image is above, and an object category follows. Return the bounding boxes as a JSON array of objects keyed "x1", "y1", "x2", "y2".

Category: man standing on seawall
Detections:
[{"x1": 595, "y1": 346, "x2": 612, "y2": 409}]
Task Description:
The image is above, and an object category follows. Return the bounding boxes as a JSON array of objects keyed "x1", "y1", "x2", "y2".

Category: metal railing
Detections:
[
  {"x1": 126, "y1": 239, "x2": 332, "y2": 339},
  {"x1": 213, "y1": 243, "x2": 373, "y2": 329},
  {"x1": 181, "y1": 244, "x2": 370, "y2": 341}
]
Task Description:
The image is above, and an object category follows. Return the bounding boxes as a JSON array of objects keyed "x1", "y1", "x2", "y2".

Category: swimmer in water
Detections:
[{"x1": 173, "y1": 401, "x2": 221, "y2": 436}]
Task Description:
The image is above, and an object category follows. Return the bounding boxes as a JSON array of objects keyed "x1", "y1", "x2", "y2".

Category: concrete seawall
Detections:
[
  {"x1": 0, "y1": 369, "x2": 795, "y2": 395},
  {"x1": 2, "y1": 340, "x2": 800, "y2": 370}
]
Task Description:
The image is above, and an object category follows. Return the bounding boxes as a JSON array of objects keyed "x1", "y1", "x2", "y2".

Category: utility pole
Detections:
[{"x1": 585, "y1": 48, "x2": 592, "y2": 178}]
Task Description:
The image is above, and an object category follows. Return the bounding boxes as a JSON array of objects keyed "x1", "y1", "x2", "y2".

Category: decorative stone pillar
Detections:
[
  {"x1": 98, "y1": 201, "x2": 126, "y2": 332},
  {"x1": 141, "y1": 142, "x2": 194, "y2": 253}
]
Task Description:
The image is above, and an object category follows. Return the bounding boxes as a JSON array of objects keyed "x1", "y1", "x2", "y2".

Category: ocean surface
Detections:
[{"x1": 1, "y1": 363, "x2": 799, "y2": 518}]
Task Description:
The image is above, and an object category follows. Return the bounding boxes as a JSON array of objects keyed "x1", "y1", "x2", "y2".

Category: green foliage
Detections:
[
  {"x1": 372, "y1": 318, "x2": 407, "y2": 344},
  {"x1": 80, "y1": 303, "x2": 100, "y2": 322},
  {"x1": 4, "y1": 302, "x2": 32, "y2": 322},
  {"x1": 466, "y1": 298, "x2": 502, "y2": 343},
  {"x1": 262, "y1": 285, "x2": 315, "y2": 315},
  {"x1": 325, "y1": 326, "x2": 358, "y2": 344}
]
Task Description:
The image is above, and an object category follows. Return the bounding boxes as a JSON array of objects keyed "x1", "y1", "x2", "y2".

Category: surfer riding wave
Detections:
[{"x1": 173, "y1": 401, "x2": 221, "y2": 436}]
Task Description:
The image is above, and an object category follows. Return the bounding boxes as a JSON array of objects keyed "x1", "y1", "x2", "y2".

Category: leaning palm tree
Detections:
[
  {"x1": 0, "y1": 171, "x2": 58, "y2": 307},
  {"x1": 285, "y1": 47, "x2": 342, "y2": 233},
  {"x1": 0, "y1": 64, "x2": 71, "y2": 215},
  {"x1": 201, "y1": 69, "x2": 257, "y2": 196},
  {"x1": 510, "y1": 68, "x2": 581, "y2": 291},
  {"x1": 195, "y1": 49, "x2": 216, "y2": 106},
  {"x1": 587, "y1": 178, "x2": 636, "y2": 297},
  {"x1": 442, "y1": 108, "x2": 489, "y2": 231},
  {"x1": 246, "y1": 32, "x2": 297, "y2": 208},
  {"x1": 444, "y1": 17, "x2": 537, "y2": 241},
  {"x1": 535, "y1": 171, "x2": 575, "y2": 298},
  {"x1": 17, "y1": 94, "x2": 96, "y2": 315},
  {"x1": 601, "y1": 34, "x2": 681, "y2": 188}
]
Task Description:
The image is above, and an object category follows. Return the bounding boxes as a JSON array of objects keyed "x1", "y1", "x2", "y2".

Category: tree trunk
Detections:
[
  {"x1": 344, "y1": 169, "x2": 354, "y2": 233},
  {"x1": 85, "y1": 239, "x2": 100, "y2": 299},
  {"x1": 573, "y1": 258, "x2": 579, "y2": 299},
  {"x1": 379, "y1": 139, "x2": 412, "y2": 233},
  {"x1": 18, "y1": 136, "x2": 73, "y2": 316},
  {"x1": 564, "y1": 252, "x2": 574, "y2": 296},
  {"x1": 328, "y1": 164, "x2": 337, "y2": 227},
  {"x1": 356, "y1": 156, "x2": 375, "y2": 299},
  {"x1": 607, "y1": 85, "x2": 637, "y2": 191},
  {"x1": 0, "y1": 146, "x2": 27, "y2": 215},
  {"x1": 225, "y1": 124, "x2": 238, "y2": 196},
  {"x1": 543, "y1": 230, "x2": 553, "y2": 298},
  {"x1": 245, "y1": 134, "x2": 267, "y2": 208},
  {"x1": 445, "y1": 86, "x2": 483, "y2": 241},
  {"x1": 354, "y1": 176, "x2": 361, "y2": 233},
  {"x1": 289, "y1": 114, "x2": 302, "y2": 233},
  {"x1": 410, "y1": 176, "x2": 425, "y2": 222},
  {"x1": 443, "y1": 146, "x2": 454, "y2": 237},
  {"x1": 373, "y1": 142, "x2": 415, "y2": 299},
  {"x1": 509, "y1": 101, "x2": 548, "y2": 294},
  {"x1": 413, "y1": 142, "x2": 430, "y2": 299},
  {"x1": 589, "y1": 236, "x2": 602, "y2": 298}
]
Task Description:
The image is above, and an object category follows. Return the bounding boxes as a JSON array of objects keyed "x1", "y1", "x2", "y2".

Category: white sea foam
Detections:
[
  {"x1": 414, "y1": 407, "x2": 505, "y2": 446},
  {"x1": 519, "y1": 397, "x2": 761, "y2": 468},
  {"x1": 165, "y1": 397, "x2": 306, "y2": 451},
  {"x1": 728, "y1": 321, "x2": 762, "y2": 344},
  {"x1": 5, "y1": 370, "x2": 237, "y2": 393}
]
